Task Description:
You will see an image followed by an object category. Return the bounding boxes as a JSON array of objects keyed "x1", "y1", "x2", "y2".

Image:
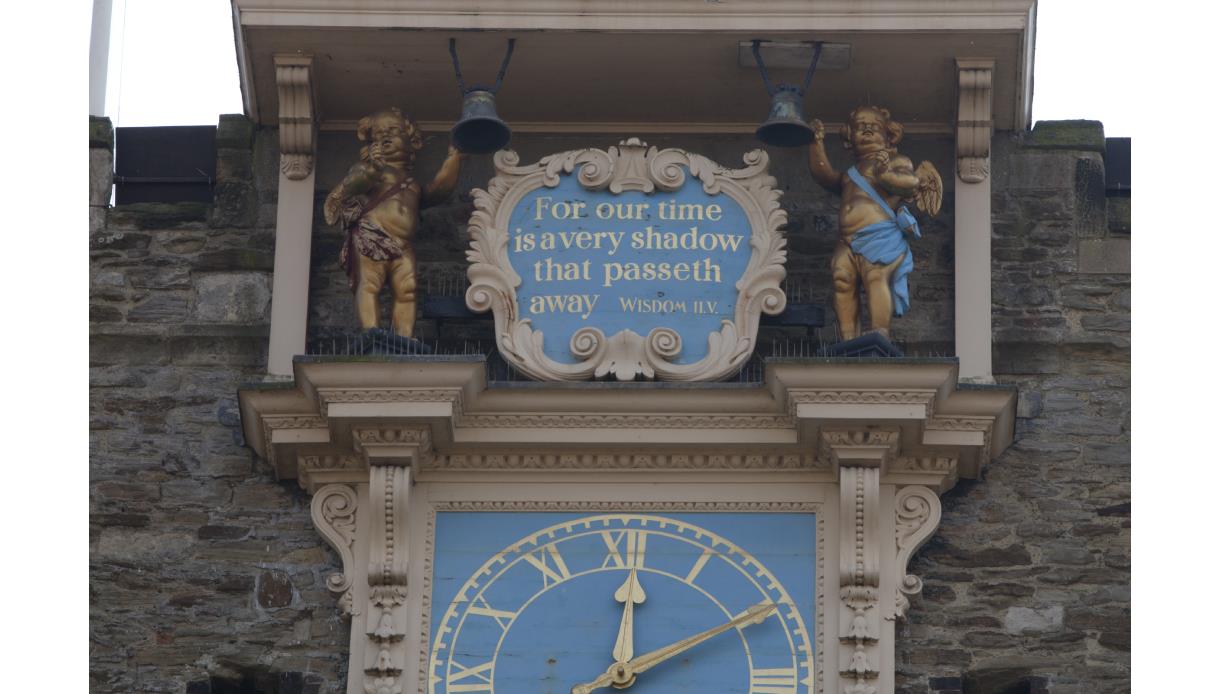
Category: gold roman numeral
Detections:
[
  {"x1": 684, "y1": 547, "x2": 715, "y2": 583},
  {"x1": 750, "y1": 667, "x2": 798, "y2": 694},
  {"x1": 447, "y1": 659, "x2": 494, "y2": 693},
  {"x1": 601, "y1": 529, "x2": 647, "y2": 569},
  {"x1": 466, "y1": 595, "x2": 517, "y2": 632},
  {"x1": 521, "y1": 545, "x2": 572, "y2": 588}
]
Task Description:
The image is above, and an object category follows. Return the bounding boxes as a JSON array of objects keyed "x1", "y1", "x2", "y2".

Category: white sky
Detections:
[{"x1": 100, "y1": 0, "x2": 1134, "y2": 136}]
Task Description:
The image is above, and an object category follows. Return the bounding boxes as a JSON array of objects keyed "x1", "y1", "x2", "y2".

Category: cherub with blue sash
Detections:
[{"x1": 808, "y1": 106, "x2": 942, "y2": 341}]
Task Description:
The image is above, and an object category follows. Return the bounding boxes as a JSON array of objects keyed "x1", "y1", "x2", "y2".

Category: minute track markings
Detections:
[{"x1": 431, "y1": 514, "x2": 815, "y2": 694}]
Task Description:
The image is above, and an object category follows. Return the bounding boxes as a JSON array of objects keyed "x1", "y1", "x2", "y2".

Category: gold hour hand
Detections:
[
  {"x1": 612, "y1": 568, "x2": 646, "y2": 663},
  {"x1": 570, "y1": 601, "x2": 777, "y2": 694}
]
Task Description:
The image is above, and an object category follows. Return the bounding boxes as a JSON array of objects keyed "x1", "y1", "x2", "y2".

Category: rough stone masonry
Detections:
[{"x1": 89, "y1": 116, "x2": 1128, "y2": 693}]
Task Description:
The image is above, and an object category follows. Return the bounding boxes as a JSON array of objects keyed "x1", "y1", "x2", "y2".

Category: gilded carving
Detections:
[
  {"x1": 808, "y1": 107, "x2": 943, "y2": 341},
  {"x1": 465, "y1": 138, "x2": 787, "y2": 381},
  {"x1": 325, "y1": 108, "x2": 465, "y2": 338}
]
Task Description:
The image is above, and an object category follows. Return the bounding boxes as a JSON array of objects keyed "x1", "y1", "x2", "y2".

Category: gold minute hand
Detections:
[
  {"x1": 570, "y1": 601, "x2": 778, "y2": 694},
  {"x1": 612, "y1": 568, "x2": 646, "y2": 662}
]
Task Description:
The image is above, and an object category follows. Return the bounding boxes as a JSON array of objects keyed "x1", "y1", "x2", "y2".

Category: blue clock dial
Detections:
[{"x1": 429, "y1": 513, "x2": 816, "y2": 694}]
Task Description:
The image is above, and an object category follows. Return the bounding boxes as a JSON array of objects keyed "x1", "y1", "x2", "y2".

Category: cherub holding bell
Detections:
[
  {"x1": 807, "y1": 105, "x2": 942, "y2": 342},
  {"x1": 324, "y1": 107, "x2": 465, "y2": 338}
]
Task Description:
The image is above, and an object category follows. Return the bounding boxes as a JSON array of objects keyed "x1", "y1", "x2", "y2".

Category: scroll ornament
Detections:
[{"x1": 465, "y1": 139, "x2": 787, "y2": 382}]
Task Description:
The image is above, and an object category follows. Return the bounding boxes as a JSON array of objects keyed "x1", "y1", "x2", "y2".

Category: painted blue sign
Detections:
[
  {"x1": 508, "y1": 171, "x2": 752, "y2": 365},
  {"x1": 428, "y1": 511, "x2": 817, "y2": 694}
]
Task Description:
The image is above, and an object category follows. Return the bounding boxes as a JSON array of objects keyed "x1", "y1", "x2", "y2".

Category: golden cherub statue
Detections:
[
  {"x1": 807, "y1": 105, "x2": 942, "y2": 341},
  {"x1": 324, "y1": 107, "x2": 465, "y2": 338}
]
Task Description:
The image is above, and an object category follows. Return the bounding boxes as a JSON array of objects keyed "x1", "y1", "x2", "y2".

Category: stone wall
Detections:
[
  {"x1": 89, "y1": 117, "x2": 1128, "y2": 693},
  {"x1": 895, "y1": 122, "x2": 1130, "y2": 694},
  {"x1": 90, "y1": 116, "x2": 344, "y2": 693}
]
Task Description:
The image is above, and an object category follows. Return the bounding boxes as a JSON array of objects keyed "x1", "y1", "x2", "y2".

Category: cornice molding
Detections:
[{"x1": 236, "y1": 1, "x2": 1038, "y2": 32}]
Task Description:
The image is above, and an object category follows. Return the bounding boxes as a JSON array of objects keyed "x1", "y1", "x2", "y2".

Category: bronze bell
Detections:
[
  {"x1": 750, "y1": 39, "x2": 823, "y2": 148},
  {"x1": 452, "y1": 89, "x2": 511, "y2": 154},
  {"x1": 755, "y1": 86, "x2": 814, "y2": 147},
  {"x1": 449, "y1": 37, "x2": 516, "y2": 154}
]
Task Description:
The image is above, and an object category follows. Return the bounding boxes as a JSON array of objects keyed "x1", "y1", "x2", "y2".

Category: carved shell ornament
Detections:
[{"x1": 465, "y1": 139, "x2": 788, "y2": 381}]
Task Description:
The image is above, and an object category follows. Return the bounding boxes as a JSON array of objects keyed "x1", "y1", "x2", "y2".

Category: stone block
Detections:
[
  {"x1": 169, "y1": 335, "x2": 267, "y2": 367},
  {"x1": 193, "y1": 248, "x2": 275, "y2": 272},
  {"x1": 90, "y1": 115, "x2": 114, "y2": 150},
  {"x1": 1005, "y1": 602, "x2": 1063, "y2": 634},
  {"x1": 1078, "y1": 238, "x2": 1130, "y2": 274},
  {"x1": 998, "y1": 152, "x2": 1077, "y2": 192},
  {"x1": 216, "y1": 114, "x2": 256, "y2": 151},
  {"x1": 1080, "y1": 314, "x2": 1129, "y2": 332},
  {"x1": 128, "y1": 294, "x2": 190, "y2": 323},
  {"x1": 91, "y1": 147, "x2": 114, "y2": 206},
  {"x1": 90, "y1": 334, "x2": 171, "y2": 366},
  {"x1": 211, "y1": 180, "x2": 259, "y2": 228},
  {"x1": 994, "y1": 343, "x2": 1061, "y2": 375},
  {"x1": 91, "y1": 230, "x2": 151, "y2": 251},
  {"x1": 1107, "y1": 197, "x2": 1130, "y2": 234},
  {"x1": 1015, "y1": 390, "x2": 1042, "y2": 418},
  {"x1": 1074, "y1": 154, "x2": 1107, "y2": 233},
  {"x1": 192, "y1": 273, "x2": 272, "y2": 323},
  {"x1": 257, "y1": 569, "x2": 295, "y2": 608},
  {"x1": 108, "y1": 202, "x2": 210, "y2": 230},
  {"x1": 1023, "y1": 120, "x2": 1106, "y2": 153}
]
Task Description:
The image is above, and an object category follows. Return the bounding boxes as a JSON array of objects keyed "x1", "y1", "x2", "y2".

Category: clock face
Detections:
[{"x1": 428, "y1": 512, "x2": 816, "y2": 694}]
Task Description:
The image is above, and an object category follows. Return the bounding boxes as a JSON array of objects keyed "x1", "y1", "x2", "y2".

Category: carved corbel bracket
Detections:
[
  {"x1": 274, "y1": 54, "x2": 317, "y2": 180},
  {"x1": 955, "y1": 58, "x2": 995, "y2": 183},
  {"x1": 311, "y1": 483, "x2": 359, "y2": 616},
  {"x1": 891, "y1": 485, "x2": 942, "y2": 621}
]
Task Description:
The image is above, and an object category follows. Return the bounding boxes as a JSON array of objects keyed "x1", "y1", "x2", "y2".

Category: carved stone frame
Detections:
[
  {"x1": 465, "y1": 138, "x2": 788, "y2": 381},
  {"x1": 240, "y1": 359, "x2": 1015, "y2": 694}
]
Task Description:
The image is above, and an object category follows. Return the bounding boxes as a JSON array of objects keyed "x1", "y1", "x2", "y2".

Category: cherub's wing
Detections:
[
  {"x1": 323, "y1": 184, "x2": 345, "y2": 226},
  {"x1": 914, "y1": 161, "x2": 943, "y2": 217}
]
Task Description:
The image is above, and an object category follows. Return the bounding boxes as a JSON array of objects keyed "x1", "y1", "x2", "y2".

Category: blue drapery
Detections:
[{"x1": 845, "y1": 166, "x2": 921, "y2": 316}]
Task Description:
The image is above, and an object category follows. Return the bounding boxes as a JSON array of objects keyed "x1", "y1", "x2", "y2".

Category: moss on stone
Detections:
[
  {"x1": 216, "y1": 114, "x2": 256, "y2": 151},
  {"x1": 1023, "y1": 120, "x2": 1106, "y2": 153},
  {"x1": 90, "y1": 116, "x2": 114, "y2": 151}
]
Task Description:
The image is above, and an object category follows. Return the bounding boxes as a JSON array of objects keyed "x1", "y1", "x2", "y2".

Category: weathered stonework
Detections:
[{"x1": 90, "y1": 118, "x2": 1128, "y2": 693}]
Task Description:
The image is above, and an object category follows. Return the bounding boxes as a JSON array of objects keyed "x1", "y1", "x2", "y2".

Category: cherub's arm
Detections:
[
  {"x1": 324, "y1": 161, "x2": 380, "y2": 225},
  {"x1": 876, "y1": 156, "x2": 920, "y2": 198},
  {"x1": 807, "y1": 119, "x2": 842, "y2": 195},
  {"x1": 422, "y1": 146, "x2": 467, "y2": 208}
]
